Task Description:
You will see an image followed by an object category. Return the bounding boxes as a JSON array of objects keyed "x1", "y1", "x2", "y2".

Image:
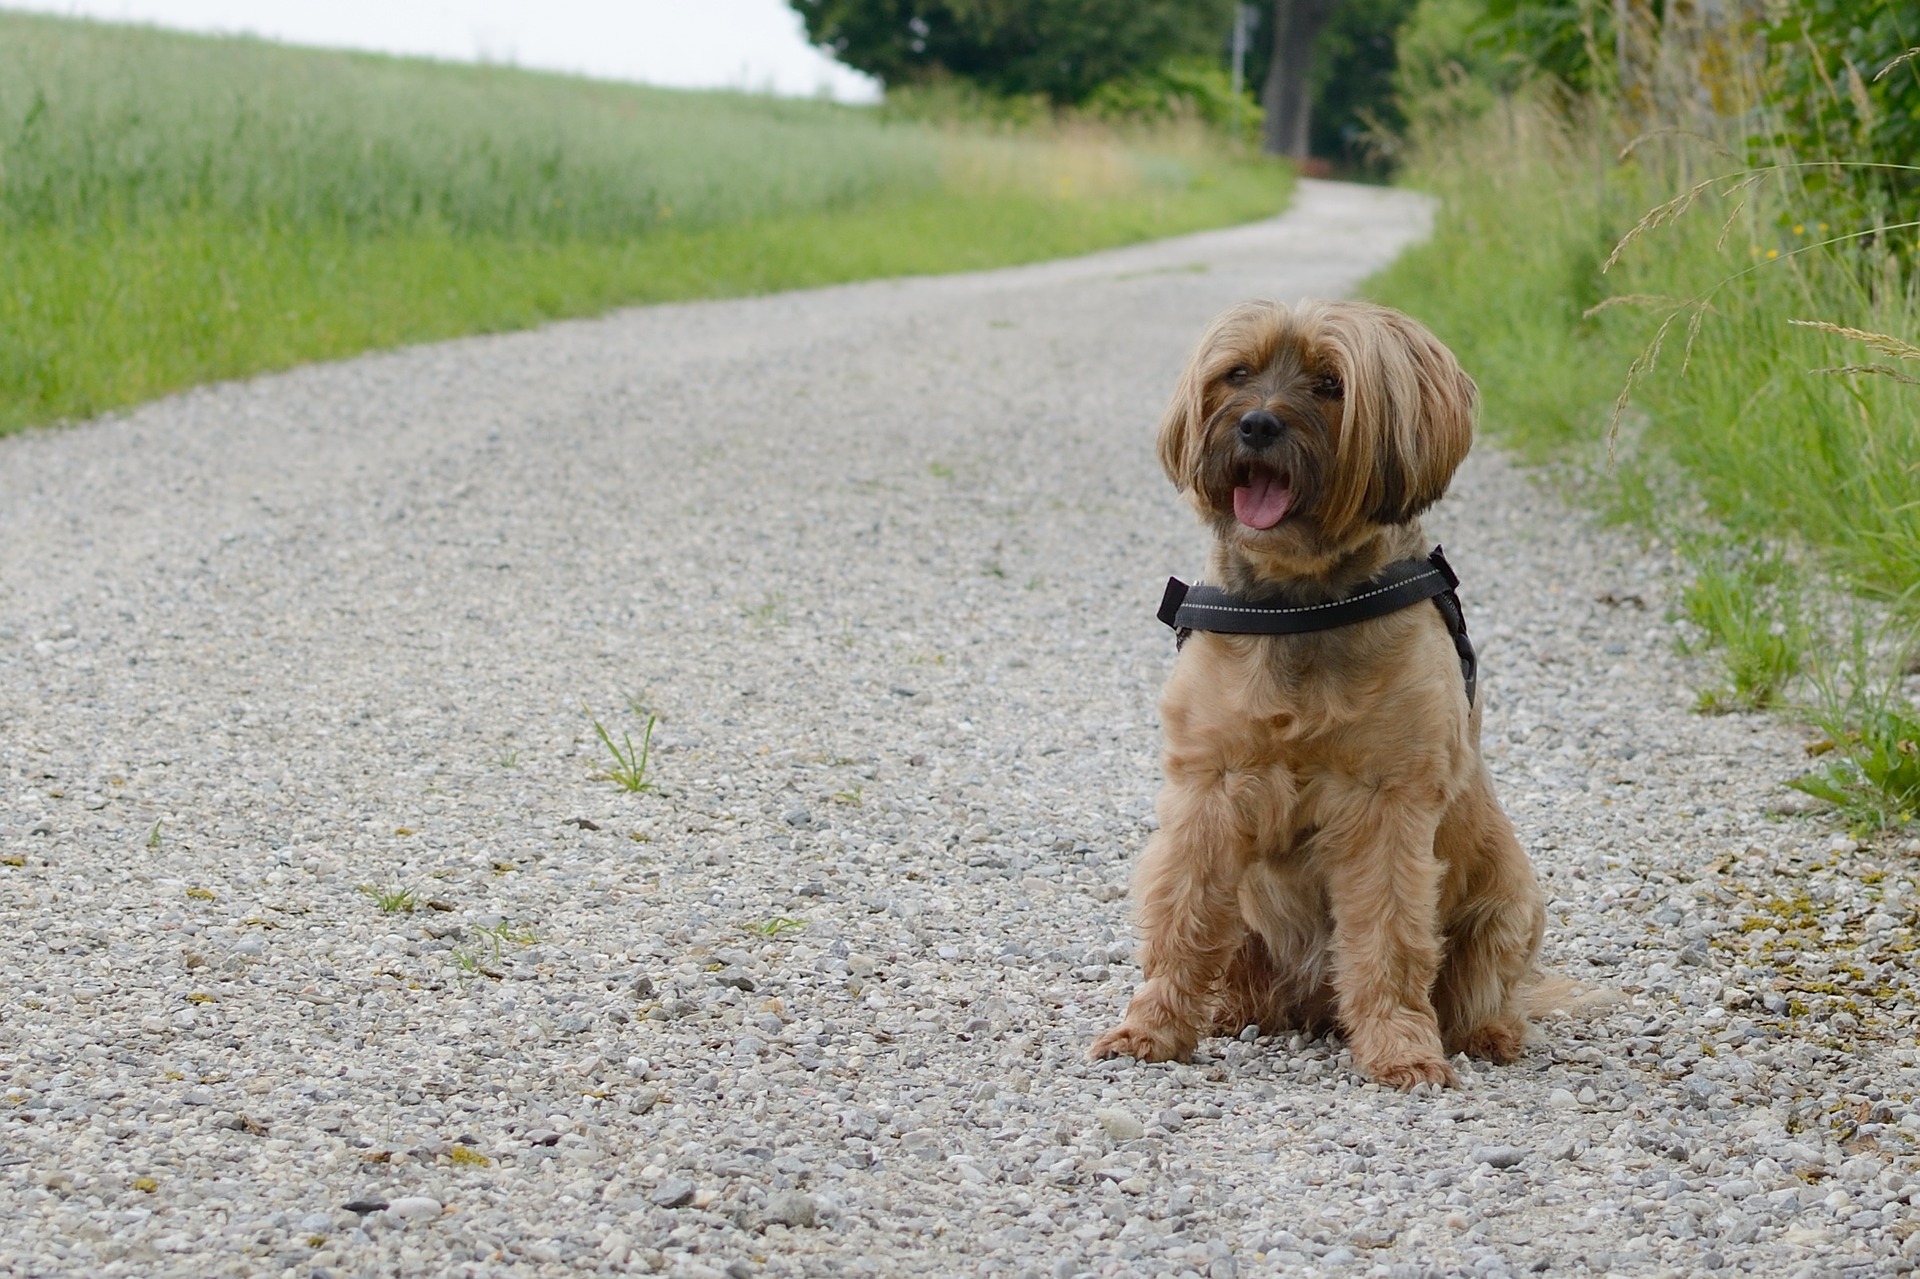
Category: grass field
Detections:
[
  {"x1": 0, "y1": 11, "x2": 1293, "y2": 434},
  {"x1": 1369, "y1": 102, "x2": 1920, "y2": 827},
  {"x1": 1370, "y1": 106, "x2": 1920, "y2": 608}
]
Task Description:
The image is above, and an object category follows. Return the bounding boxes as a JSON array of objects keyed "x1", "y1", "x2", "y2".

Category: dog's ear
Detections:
[
  {"x1": 1155, "y1": 333, "x2": 1209, "y2": 491},
  {"x1": 1319, "y1": 303, "x2": 1477, "y2": 530}
]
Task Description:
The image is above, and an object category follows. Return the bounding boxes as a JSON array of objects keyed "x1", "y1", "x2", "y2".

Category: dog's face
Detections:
[{"x1": 1157, "y1": 299, "x2": 1477, "y2": 574}]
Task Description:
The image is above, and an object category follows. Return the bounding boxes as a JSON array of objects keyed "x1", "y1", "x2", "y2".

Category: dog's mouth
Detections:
[{"x1": 1232, "y1": 463, "x2": 1294, "y2": 530}]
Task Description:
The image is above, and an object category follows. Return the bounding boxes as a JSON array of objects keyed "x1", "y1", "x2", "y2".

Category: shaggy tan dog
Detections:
[{"x1": 1090, "y1": 299, "x2": 1545, "y2": 1090}]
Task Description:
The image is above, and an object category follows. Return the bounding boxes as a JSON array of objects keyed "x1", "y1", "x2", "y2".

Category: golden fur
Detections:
[{"x1": 1090, "y1": 299, "x2": 1545, "y2": 1090}]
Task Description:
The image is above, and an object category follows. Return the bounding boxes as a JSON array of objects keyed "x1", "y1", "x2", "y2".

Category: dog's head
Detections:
[{"x1": 1157, "y1": 299, "x2": 1476, "y2": 572}]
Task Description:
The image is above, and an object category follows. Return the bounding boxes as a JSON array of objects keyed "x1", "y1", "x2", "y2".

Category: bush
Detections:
[{"x1": 1083, "y1": 60, "x2": 1262, "y2": 133}]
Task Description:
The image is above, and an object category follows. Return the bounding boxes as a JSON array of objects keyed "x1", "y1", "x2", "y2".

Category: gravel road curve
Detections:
[{"x1": 5, "y1": 179, "x2": 1920, "y2": 1279}]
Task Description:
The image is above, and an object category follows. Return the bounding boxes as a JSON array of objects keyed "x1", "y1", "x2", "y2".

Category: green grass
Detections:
[
  {"x1": 1369, "y1": 110, "x2": 1920, "y2": 606},
  {"x1": 452, "y1": 921, "x2": 539, "y2": 977},
  {"x1": 0, "y1": 11, "x2": 1292, "y2": 434},
  {"x1": 1675, "y1": 540, "x2": 1811, "y2": 714},
  {"x1": 744, "y1": 916, "x2": 809, "y2": 939},
  {"x1": 1794, "y1": 619, "x2": 1920, "y2": 833},
  {"x1": 588, "y1": 706, "x2": 658, "y2": 793},
  {"x1": 1368, "y1": 102, "x2": 1920, "y2": 826},
  {"x1": 359, "y1": 883, "x2": 418, "y2": 914}
]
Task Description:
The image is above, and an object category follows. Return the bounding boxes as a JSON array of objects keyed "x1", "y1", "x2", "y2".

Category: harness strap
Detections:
[{"x1": 1158, "y1": 547, "x2": 1478, "y2": 705}]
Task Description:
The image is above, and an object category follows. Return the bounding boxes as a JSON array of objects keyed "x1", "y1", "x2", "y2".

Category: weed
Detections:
[
  {"x1": 448, "y1": 1145, "x2": 490, "y2": 1167},
  {"x1": 452, "y1": 920, "x2": 539, "y2": 976},
  {"x1": 493, "y1": 748, "x2": 519, "y2": 769},
  {"x1": 587, "y1": 705, "x2": 657, "y2": 792},
  {"x1": 744, "y1": 916, "x2": 808, "y2": 939},
  {"x1": 451, "y1": 950, "x2": 488, "y2": 977},
  {"x1": 928, "y1": 461, "x2": 956, "y2": 479},
  {"x1": 360, "y1": 884, "x2": 417, "y2": 914},
  {"x1": 1678, "y1": 542, "x2": 1810, "y2": 712},
  {"x1": 1794, "y1": 620, "x2": 1920, "y2": 831},
  {"x1": 746, "y1": 595, "x2": 787, "y2": 627},
  {"x1": 146, "y1": 821, "x2": 161, "y2": 849}
]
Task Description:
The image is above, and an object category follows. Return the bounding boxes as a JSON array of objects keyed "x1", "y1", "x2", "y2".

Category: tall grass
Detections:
[
  {"x1": 0, "y1": 11, "x2": 1292, "y2": 433},
  {"x1": 1371, "y1": 100, "x2": 1920, "y2": 604},
  {"x1": 1369, "y1": 95, "x2": 1920, "y2": 828}
]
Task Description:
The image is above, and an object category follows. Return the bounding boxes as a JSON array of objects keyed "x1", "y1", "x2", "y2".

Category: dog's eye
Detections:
[
  {"x1": 1224, "y1": 366, "x2": 1252, "y2": 385},
  {"x1": 1313, "y1": 373, "x2": 1344, "y2": 399}
]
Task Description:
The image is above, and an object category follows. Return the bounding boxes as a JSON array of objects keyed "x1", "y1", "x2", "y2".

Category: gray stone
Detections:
[
  {"x1": 765, "y1": 1190, "x2": 817, "y2": 1228},
  {"x1": 1470, "y1": 1145, "x2": 1527, "y2": 1170},
  {"x1": 1097, "y1": 1109, "x2": 1145, "y2": 1142},
  {"x1": 650, "y1": 1179, "x2": 696, "y2": 1209}
]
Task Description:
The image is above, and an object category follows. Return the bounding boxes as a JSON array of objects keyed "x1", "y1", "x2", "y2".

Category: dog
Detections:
[{"x1": 1089, "y1": 298, "x2": 1545, "y2": 1090}]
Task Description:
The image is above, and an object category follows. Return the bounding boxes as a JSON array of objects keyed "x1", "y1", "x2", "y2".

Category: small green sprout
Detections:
[
  {"x1": 452, "y1": 920, "x2": 538, "y2": 976},
  {"x1": 588, "y1": 706, "x2": 657, "y2": 792},
  {"x1": 360, "y1": 884, "x2": 417, "y2": 914}
]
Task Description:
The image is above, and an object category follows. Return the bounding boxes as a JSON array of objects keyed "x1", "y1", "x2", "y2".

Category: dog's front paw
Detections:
[
  {"x1": 1089, "y1": 1021, "x2": 1193, "y2": 1064},
  {"x1": 1367, "y1": 1056, "x2": 1460, "y2": 1091},
  {"x1": 1451, "y1": 1020, "x2": 1527, "y2": 1065}
]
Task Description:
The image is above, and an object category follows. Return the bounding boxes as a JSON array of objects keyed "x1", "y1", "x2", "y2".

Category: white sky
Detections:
[{"x1": 3, "y1": 0, "x2": 883, "y2": 101}]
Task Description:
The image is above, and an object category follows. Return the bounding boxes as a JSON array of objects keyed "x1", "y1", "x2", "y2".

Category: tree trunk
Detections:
[{"x1": 1261, "y1": 0, "x2": 1339, "y2": 159}]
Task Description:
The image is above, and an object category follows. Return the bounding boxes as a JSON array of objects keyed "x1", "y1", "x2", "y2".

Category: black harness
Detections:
[{"x1": 1157, "y1": 546, "x2": 1478, "y2": 705}]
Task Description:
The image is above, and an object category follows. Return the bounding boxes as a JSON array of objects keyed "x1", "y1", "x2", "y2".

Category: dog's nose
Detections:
[{"x1": 1237, "y1": 409, "x2": 1283, "y2": 450}]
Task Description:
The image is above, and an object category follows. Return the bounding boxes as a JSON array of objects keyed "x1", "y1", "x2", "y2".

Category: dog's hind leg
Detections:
[{"x1": 1432, "y1": 772, "x2": 1545, "y2": 1062}]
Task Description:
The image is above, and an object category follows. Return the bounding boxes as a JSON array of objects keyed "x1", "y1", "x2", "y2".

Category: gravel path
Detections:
[{"x1": 4, "y1": 179, "x2": 1919, "y2": 1279}]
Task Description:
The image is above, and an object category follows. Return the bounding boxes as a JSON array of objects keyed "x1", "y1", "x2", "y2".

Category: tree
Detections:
[
  {"x1": 1307, "y1": 0, "x2": 1418, "y2": 163},
  {"x1": 1245, "y1": 0, "x2": 1418, "y2": 167},
  {"x1": 1260, "y1": 0, "x2": 1341, "y2": 158},
  {"x1": 788, "y1": 0, "x2": 1237, "y2": 105}
]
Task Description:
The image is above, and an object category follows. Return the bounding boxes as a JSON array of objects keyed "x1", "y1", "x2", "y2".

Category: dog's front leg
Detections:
[
  {"x1": 1090, "y1": 775, "x2": 1259, "y2": 1063},
  {"x1": 1318, "y1": 781, "x2": 1457, "y2": 1089}
]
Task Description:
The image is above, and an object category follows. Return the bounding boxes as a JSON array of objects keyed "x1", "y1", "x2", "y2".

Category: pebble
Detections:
[
  {"x1": 1469, "y1": 1145, "x2": 1526, "y2": 1170},
  {"x1": 650, "y1": 1179, "x2": 697, "y2": 1209},
  {"x1": 1098, "y1": 1109, "x2": 1147, "y2": 1142},
  {"x1": 765, "y1": 1190, "x2": 818, "y2": 1228},
  {"x1": 385, "y1": 1197, "x2": 442, "y2": 1222}
]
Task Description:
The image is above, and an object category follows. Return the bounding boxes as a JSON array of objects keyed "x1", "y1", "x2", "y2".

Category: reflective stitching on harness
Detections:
[{"x1": 1179, "y1": 568, "x2": 1442, "y2": 618}]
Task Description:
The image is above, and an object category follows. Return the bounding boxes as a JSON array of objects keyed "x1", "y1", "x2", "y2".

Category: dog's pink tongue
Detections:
[{"x1": 1234, "y1": 473, "x2": 1293, "y2": 529}]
